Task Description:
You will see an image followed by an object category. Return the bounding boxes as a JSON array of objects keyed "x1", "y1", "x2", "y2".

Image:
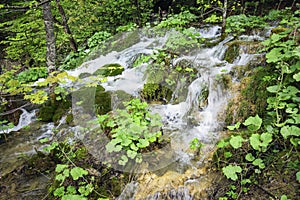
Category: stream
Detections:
[{"x1": 0, "y1": 26, "x2": 268, "y2": 199}]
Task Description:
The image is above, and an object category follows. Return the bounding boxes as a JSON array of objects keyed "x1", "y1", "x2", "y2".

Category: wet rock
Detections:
[
  {"x1": 93, "y1": 63, "x2": 124, "y2": 77},
  {"x1": 140, "y1": 83, "x2": 172, "y2": 103},
  {"x1": 78, "y1": 72, "x2": 92, "y2": 79}
]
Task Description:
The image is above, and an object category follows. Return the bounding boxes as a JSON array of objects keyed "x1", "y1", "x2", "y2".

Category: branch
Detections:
[
  {"x1": 0, "y1": 102, "x2": 31, "y2": 116},
  {"x1": 1, "y1": 0, "x2": 51, "y2": 10}
]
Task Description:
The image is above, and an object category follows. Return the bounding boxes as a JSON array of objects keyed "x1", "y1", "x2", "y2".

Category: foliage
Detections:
[
  {"x1": 17, "y1": 67, "x2": 48, "y2": 83},
  {"x1": 155, "y1": 11, "x2": 197, "y2": 30},
  {"x1": 216, "y1": 12, "x2": 300, "y2": 199},
  {"x1": 0, "y1": 120, "x2": 14, "y2": 139},
  {"x1": 88, "y1": 31, "x2": 112, "y2": 49},
  {"x1": 189, "y1": 138, "x2": 203, "y2": 151},
  {"x1": 97, "y1": 98, "x2": 163, "y2": 166},
  {"x1": 225, "y1": 14, "x2": 268, "y2": 36},
  {"x1": 164, "y1": 27, "x2": 203, "y2": 54},
  {"x1": 0, "y1": 69, "x2": 76, "y2": 105}
]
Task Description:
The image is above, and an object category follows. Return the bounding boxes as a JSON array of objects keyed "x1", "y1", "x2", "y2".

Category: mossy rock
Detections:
[
  {"x1": 110, "y1": 30, "x2": 140, "y2": 52},
  {"x1": 52, "y1": 99, "x2": 72, "y2": 124},
  {"x1": 198, "y1": 86, "x2": 209, "y2": 110},
  {"x1": 224, "y1": 43, "x2": 240, "y2": 63},
  {"x1": 141, "y1": 83, "x2": 172, "y2": 103},
  {"x1": 37, "y1": 105, "x2": 55, "y2": 122},
  {"x1": 110, "y1": 90, "x2": 134, "y2": 109},
  {"x1": 93, "y1": 63, "x2": 124, "y2": 77},
  {"x1": 78, "y1": 72, "x2": 92, "y2": 79},
  {"x1": 65, "y1": 114, "x2": 74, "y2": 125},
  {"x1": 95, "y1": 85, "x2": 112, "y2": 115}
]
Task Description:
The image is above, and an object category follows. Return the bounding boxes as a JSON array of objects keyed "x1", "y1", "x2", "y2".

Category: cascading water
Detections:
[
  {"x1": 0, "y1": 108, "x2": 37, "y2": 134},
  {"x1": 0, "y1": 26, "x2": 266, "y2": 199}
]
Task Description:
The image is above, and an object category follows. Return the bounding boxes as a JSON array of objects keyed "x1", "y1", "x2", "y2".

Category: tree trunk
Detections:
[
  {"x1": 42, "y1": 1, "x2": 56, "y2": 73},
  {"x1": 55, "y1": 0, "x2": 78, "y2": 52},
  {"x1": 221, "y1": 0, "x2": 227, "y2": 37}
]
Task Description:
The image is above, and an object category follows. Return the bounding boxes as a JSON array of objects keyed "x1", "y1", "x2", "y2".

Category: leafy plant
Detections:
[
  {"x1": 189, "y1": 138, "x2": 203, "y2": 151},
  {"x1": 155, "y1": 11, "x2": 197, "y2": 30},
  {"x1": 225, "y1": 14, "x2": 268, "y2": 36},
  {"x1": 98, "y1": 98, "x2": 163, "y2": 166},
  {"x1": 88, "y1": 31, "x2": 112, "y2": 49},
  {"x1": 216, "y1": 12, "x2": 299, "y2": 199},
  {"x1": 17, "y1": 67, "x2": 48, "y2": 83}
]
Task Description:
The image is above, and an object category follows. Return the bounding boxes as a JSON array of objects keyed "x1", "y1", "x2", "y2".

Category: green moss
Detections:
[
  {"x1": 37, "y1": 105, "x2": 55, "y2": 122},
  {"x1": 93, "y1": 63, "x2": 124, "y2": 77},
  {"x1": 95, "y1": 86, "x2": 111, "y2": 115},
  {"x1": 78, "y1": 72, "x2": 92, "y2": 79},
  {"x1": 65, "y1": 114, "x2": 74, "y2": 125},
  {"x1": 141, "y1": 83, "x2": 172, "y2": 103},
  {"x1": 110, "y1": 30, "x2": 140, "y2": 52},
  {"x1": 224, "y1": 43, "x2": 239, "y2": 63}
]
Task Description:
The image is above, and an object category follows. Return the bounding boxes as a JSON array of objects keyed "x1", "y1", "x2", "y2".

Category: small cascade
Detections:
[
  {"x1": 1, "y1": 109, "x2": 37, "y2": 134},
  {"x1": 198, "y1": 25, "x2": 221, "y2": 39}
]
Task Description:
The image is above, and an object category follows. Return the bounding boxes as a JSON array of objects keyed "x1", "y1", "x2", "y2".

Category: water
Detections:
[
  {"x1": 0, "y1": 109, "x2": 36, "y2": 134},
  {"x1": 0, "y1": 26, "x2": 266, "y2": 199}
]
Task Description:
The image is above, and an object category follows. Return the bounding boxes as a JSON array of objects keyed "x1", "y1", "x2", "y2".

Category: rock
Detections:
[
  {"x1": 78, "y1": 72, "x2": 92, "y2": 79},
  {"x1": 93, "y1": 63, "x2": 124, "y2": 77},
  {"x1": 95, "y1": 85, "x2": 112, "y2": 115}
]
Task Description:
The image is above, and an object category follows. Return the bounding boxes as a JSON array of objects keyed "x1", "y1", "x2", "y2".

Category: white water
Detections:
[
  {"x1": 5, "y1": 26, "x2": 265, "y2": 199},
  {"x1": 0, "y1": 109, "x2": 36, "y2": 134}
]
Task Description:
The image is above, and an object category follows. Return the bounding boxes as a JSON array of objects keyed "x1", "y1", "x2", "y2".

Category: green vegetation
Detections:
[
  {"x1": 98, "y1": 99, "x2": 163, "y2": 166},
  {"x1": 0, "y1": 1, "x2": 299, "y2": 199},
  {"x1": 215, "y1": 11, "x2": 300, "y2": 199}
]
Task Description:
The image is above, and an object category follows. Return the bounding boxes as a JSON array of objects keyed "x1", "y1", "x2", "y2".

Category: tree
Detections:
[
  {"x1": 55, "y1": 0, "x2": 77, "y2": 52},
  {"x1": 42, "y1": 1, "x2": 56, "y2": 72}
]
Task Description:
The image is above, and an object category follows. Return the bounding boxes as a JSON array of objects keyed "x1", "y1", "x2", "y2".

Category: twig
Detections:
[{"x1": 0, "y1": 102, "x2": 31, "y2": 116}]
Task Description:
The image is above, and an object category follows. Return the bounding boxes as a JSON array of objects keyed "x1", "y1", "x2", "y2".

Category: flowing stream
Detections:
[{"x1": 0, "y1": 26, "x2": 267, "y2": 199}]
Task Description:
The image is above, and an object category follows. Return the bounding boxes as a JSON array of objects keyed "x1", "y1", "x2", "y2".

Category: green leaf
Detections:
[
  {"x1": 217, "y1": 140, "x2": 229, "y2": 148},
  {"x1": 229, "y1": 135, "x2": 244, "y2": 149},
  {"x1": 260, "y1": 132, "x2": 273, "y2": 148},
  {"x1": 70, "y1": 167, "x2": 88, "y2": 180},
  {"x1": 127, "y1": 149, "x2": 137, "y2": 159},
  {"x1": 222, "y1": 165, "x2": 242, "y2": 181},
  {"x1": 250, "y1": 134, "x2": 261, "y2": 151},
  {"x1": 266, "y1": 48, "x2": 282, "y2": 63},
  {"x1": 39, "y1": 137, "x2": 49, "y2": 143},
  {"x1": 243, "y1": 115, "x2": 262, "y2": 131},
  {"x1": 55, "y1": 164, "x2": 68, "y2": 173},
  {"x1": 137, "y1": 139, "x2": 149, "y2": 148},
  {"x1": 118, "y1": 155, "x2": 128, "y2": 166},
  {"x1": 66, "y1": 186, "x2": 77, "y2": 194},
  {"x1": 227, "y1": 122, "x2": 241, "y2": 131},
  {"x1": 252, "y1": 158, "x2": 265, "y2": 169},
  {"x1": 267, "y1": 85, "x2": 280, "y2": 93},
  {"x1": 245, "y1": 153, "x2": 255, "y2": 162},
  {"x1": 280, "y1": 126, "x2": 300, "y2": 139},
  {"x1": 293, "y1": 72, "x2": 300, "y2": 81},
  {"x1": 280, "y1": 195, "x2": 290, "y2": 200},
  {"x1": 296, "y1": 171, "x2": 300, "y2": 183},
  {"x1": 54, "y1": 186, "x2": 65, "y2": 197}
]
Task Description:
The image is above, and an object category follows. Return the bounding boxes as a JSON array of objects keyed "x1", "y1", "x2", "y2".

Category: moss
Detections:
[
  {"x1": 141, "y1": 83, "x2": 172, "y2": 103},
  {"x1": 225, "y1": 65, "x2": 275, "y2": 125},
  {"x1": 65, "y1": 114, "x2": 74, "y2": 125},
  {"x1": 93, "y1": 63, "x2": 124, "y2": 77},
  {"x1": 110, "y1": 30, "x2": 140, "y2": 52},
  {"x1": 78, "y1": 72, "x2": 92, "y2": 79},
  {"x1": 224, "y1": 43, "x2": 239, "y2": 63},
  {"x1": 95, "y1": 85, "x2": 112, "y2": 115},
  {"x1": 37, "y1": 105, "x2": 55, "y2": 122},
  {"x1": 111, "y1": 90, "x2": 133, "y2": 109}
]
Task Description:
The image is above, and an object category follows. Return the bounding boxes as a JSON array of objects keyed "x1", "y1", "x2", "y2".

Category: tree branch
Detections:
[{"x1": 0, "y1": 103, "x2": 31, "y2": 116}]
